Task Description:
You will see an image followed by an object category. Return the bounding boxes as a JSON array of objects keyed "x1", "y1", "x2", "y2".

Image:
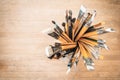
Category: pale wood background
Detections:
[{"x1": 0, "y1": 0, "x2": 120, "y2": 80}]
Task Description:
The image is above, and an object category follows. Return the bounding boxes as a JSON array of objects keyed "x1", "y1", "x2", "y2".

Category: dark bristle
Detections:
[
  {"x1": 52, "y1": 20, "x2": 56, "y2": 24},
  {"x1": 62, "y1": 22, "x2": 65, "y2": 27},
  {"x1": 71, "y1": 18, "x2": 76, "y2": 23},
  {"x1": 69, "y1": 10, "x2": 72, "y2": 15},
  {"x1": 48, "y1": 32, "x2": 58, "y2": 39}
]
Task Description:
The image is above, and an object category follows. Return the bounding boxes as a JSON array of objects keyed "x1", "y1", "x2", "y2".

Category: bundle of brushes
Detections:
[{"x1": 45, "y1": 5, "x2": 115, "y2": 73}]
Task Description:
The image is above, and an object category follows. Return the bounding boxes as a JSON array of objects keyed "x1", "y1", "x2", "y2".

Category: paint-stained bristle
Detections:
[
  {"x1": 80, "y1": 5, "x2": 86, "y2": 13},
  {"x1": 45, "y1": 46, "x2": 54, "y2": 58}
]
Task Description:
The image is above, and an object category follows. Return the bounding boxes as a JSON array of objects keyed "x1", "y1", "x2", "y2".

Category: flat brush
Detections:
[
  {"x1": 52, "y1": 20, "x2": 73, "y2": 43},
  {"x1": 67, "y1": 48, "x2": 78, "y2": 73},
  {"x1": 83, "y1": 57, "x2": 94, "y2": 70},
  {"x1": 83, "y1": 28, "x2": 115, "y2": 37},
  {"x1": 87, "y1": 45, "x2": 100, "y2": 59},
  {"x1": 74, "y1": 13, "x2": 91, "y2": 39},
  {"x1": 85, "y1": 22, "x2": 105, "y2": 33},
  {"x1": 72, "y1": 5, "x2": 86, "y2": 37},
  {"x1": 85, "y1": 27, "x2": 104, "y2": 33},
  {"x1": 79, "y1": 43, "x2": 95, "y2": 70},
  {"x1": 46, "y1": 45, "x2": 71, "y2": 59},
  {"x1": 45, "y1": 45, "x2": 61, "y2": 59},
  {"x1": 48, "y1": 31, "x2": 67, "y2": 43},
  {"x1": 75, "y1": 11, "x2": 96, "y2": 41},
  {"x1": 80, "y1": 38, "x2": 109, "y2": 50}
]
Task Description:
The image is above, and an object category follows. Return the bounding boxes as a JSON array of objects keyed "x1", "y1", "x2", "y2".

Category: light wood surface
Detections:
[{"x1": 0, "y1": 0, "x2": 120, "y2": 80}]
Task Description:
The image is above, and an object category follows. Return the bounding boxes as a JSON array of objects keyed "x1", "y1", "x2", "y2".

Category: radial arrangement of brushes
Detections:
[{"x1": 45, "y1": 5, "x2": 115, "y2": 73}]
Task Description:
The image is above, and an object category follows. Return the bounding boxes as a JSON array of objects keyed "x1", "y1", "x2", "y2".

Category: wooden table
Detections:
[{"x1": 0, "y1": 0, "x2": 120, "y2": 80}]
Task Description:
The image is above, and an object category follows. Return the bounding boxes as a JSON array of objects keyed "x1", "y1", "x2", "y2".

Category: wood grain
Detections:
[{"x1": 0, "y1": 0, "x2": 120, "y2": 80}]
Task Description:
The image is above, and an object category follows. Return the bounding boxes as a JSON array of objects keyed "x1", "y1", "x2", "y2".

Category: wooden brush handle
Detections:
[
  {"x1": 61, "y1": 45, "x2": 76, "y2": 50},
  {"x1": 75, "y1": 26, "x2": 88, "y2": 41},
  {"x1": 62, "y1": 32, "x2": 73, "y2": 42},
  {"x1": 80, "y1": 38, "x2": 98, "y2": 47},
  {"x1": 61, "y1": 42, "x2": 76, "y2": 46},
  {"x1": 81, "y1": 42, "x2": 92, "y2": 58},
  {"x1": 58, "y1": 36, "x2": 68, "y2": 43},
  {"x1": 65, "y1": 23, "x2": 69, "y2": 35},
  {"x1": 83, "y1": 31, "x2": 98, "y2": 37},
  {"x1": 78, "y1": 42, "x2": 89, "y2": 58},
  {"x1": 93, "y1": 22, "x2": 105, "y2": 27},
  {"x1": 73, "y1": 19, "x2": 80, "y2": 34}
]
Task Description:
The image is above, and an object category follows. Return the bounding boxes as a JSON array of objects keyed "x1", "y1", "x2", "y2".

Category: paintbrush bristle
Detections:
[
  {"x1": 69, "y1": 10, "x2": 72, "y2": 15},
  {"x1": 45, "y1": 46, "x2": 54, "y2": 58},
  {"x1": 62, "y1": 22, "x2": 65, "y2": 27},
  {"x1": 52, "y1": 20, "x2": 56, "y2": 24}
]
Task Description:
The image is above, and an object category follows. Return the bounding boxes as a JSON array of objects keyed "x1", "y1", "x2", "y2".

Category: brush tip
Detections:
[
  {"x1": 62, "y1": 22, "x2": 65, "y2": 27},
  {"x1": 45, "y1": 46, "x2": 54, "y2": 58},
  {"x1": 69, "y1": 10, "x2": 72, "y2": 15},
  {"x1": 80, "y1": 5, "x2": 86, "y2": 13},
  {"x1": 52, "y1": 20, "x2": 56, "y2": 24}
]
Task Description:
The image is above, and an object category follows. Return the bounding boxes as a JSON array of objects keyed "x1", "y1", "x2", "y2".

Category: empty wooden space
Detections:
[{"x1": 0, "y1": 0, "x2": 120, "y2": 80}]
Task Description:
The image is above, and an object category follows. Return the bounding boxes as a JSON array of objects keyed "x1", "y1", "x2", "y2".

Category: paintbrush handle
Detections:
[
  {"x1": 83, "y1": 31, "x2": 98, "y2": 37},
  {"x1": 61, "y1": 45, "x2": 76, "y2": 50},
  {"x1": 58, "y1": 36, "x2": 68, "y2": 43},
  {"x1": 93, "y1": 22, "x2": 105, "y2": 27},
  {"x1": 78, "y1": 42, "x2": 89, "y2": 58},
  {"x1": 62, "y1": 32, "x2": 73, "y2": 43},
  {"x1": 61, "y1": 42, "x2": 76, "y2": 45},
  {"x1": 73, "y1": 19, "x2": 80, "y2": 34},
  {"x1": 80, "y1": 38, "x2": 98, "y2": 47},
  {"x1": 65, "y1": 23, "x2": 69, "y2": 35},
  {"x1": 75, "y1": 26, "x2": 88, "y2": 41}
]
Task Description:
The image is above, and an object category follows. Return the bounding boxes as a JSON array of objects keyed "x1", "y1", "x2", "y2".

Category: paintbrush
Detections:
[
  {"x1": 83, "y1": 57, "x2": 95, "y2": 70},
  {"x1": 78, "y1": 42, "x2": 95, "y2": 70},
  {"x1": 47, "y1": 30, "x2": 68, "y2": 43},
  {"x1": 72, "y1": 5, "x2": 86, "y2": 39},
  {"x1": 74, "y1": 13, "x2": 91, "y2": 38},
  {"x1": 67, "y1": 10, "x2": 73, "y2": 39},
  {"x1": 52, "y1": 20, "x2": 74, "y2": 43},
  {"x1": 67, "y1": 47, "x2": 78, "y2": 73},
  {"x1": 80, "y1": 37, "x2": 109, "y2": 50},
  {"x1": 75, "y1": 10, "x2": 96, "y2": 41},
  {"x1": 85, "y1": 22, "x2": 105, "y2": 33},
  {"x1": 73, "y1": 5, "x2": 86, "y2": 32},
  {"x1": 46, "y1": 45, "x2": 71, "y2": 59}
]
